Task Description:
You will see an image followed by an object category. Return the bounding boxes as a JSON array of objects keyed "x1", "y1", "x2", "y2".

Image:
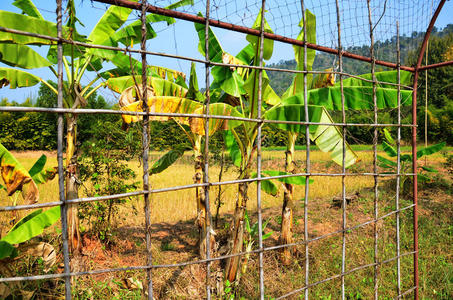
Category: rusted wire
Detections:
[
  {"x1": 139, "y1": 0, "x2": 154, "y2": 298},
  {"x1": 366, "y1": 1, "x2": 380, "y2": 298},
  {"x1": 203, "y1": 0, "x2": 212, "y2": 297},
  {"x1": 0, "y1": 26, "x2": 415, "y2": 89},
  {"x1": 395, "y1": 21, "x2": 402, "y2": 297},
  {"x1": 256, "y1": 0, "x2": 267, "y2": 298},
  {"x1": 0, "y1": 0, "x2": 442, "y2": 298},
  {"x1": 411, "y1": 2, "x2": 448, "y2": 298},
  {"x1": 301, "y1": 1, "x2": 310, "y2": 298},
  {"x1": 0, "y1": 171, "x2": 419, "y2": 212},
  {"x1": 55, "y1": 0, "x2": 71, "y2": 298},
  {"x1": 0, "y1": 204, "x2": 415, "y2": 282},
  {"x1": 335, "y1": 1, "x2": 347, "y2": 298},
  {"x1": 0, "y1": 106, "x2": 418, "y2": 128},
  {"x1": 93, "y1": 0, "x2": 416, "y2": 72}
]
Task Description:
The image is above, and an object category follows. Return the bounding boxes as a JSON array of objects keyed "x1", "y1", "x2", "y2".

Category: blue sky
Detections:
[{"x1": 1, "y1": 0, "x2": 452, "y2": 104}]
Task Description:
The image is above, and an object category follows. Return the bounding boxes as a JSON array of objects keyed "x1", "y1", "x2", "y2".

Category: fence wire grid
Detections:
[{"x1": 0, "y1": 0, "x2": 451, "y2": 299}]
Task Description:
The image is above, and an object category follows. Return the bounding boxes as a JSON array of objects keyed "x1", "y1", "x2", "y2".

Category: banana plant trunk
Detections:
[
  {"x1": 280, "y1": 133, "x2": 297, "y2": 265},
  {"x1": 225, "y1": 171, "x2": 250, "y2": 282},
  {"x1": 194, "y1": 136, "x2": 215, "y2": 259},
  {"x1": 66, "y1": 115, "x2": 81, "y2": 253}
]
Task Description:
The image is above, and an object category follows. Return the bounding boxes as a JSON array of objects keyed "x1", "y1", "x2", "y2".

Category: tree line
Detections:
[
  {"x1": 267, "y1": 24, "x2": 453, "y2": 145},
  {"x1": 3, "y1": 26, "x2": 451, "y2": 150}
]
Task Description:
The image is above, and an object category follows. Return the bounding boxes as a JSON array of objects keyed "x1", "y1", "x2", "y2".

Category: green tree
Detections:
[{"x1": 407, "y1": 32, "x2": 453, "y2": 144}]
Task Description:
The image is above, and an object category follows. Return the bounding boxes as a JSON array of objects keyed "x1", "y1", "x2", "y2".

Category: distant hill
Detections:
[{"x1": 267, "y1": 24, "x2": 453, "y2": 96}]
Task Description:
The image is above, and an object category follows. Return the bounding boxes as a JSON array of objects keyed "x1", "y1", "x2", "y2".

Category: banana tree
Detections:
[
  {"x1": 108, "y1": 65, "x2": 243, "y2": 258},
  {"x1": 195, "y1": 12, "x2": 360, "y2": 282},
  {"x1": 0, "y1": 0, "x2": 191, "y2": 252},
  {"x1": 277, "y1": 9, "x2": 318, "y2": 266},
  {"x1": 272, "y1": 5, "x2": 418, "y2": 264}
]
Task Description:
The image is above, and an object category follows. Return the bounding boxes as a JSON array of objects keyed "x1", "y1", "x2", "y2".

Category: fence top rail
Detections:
[
  {"x1": 92, "y1": 0, "x2": 416, "y2": 72},
  {"x1": 0, "y1": 25, "x2": 415, "y2": 90}
]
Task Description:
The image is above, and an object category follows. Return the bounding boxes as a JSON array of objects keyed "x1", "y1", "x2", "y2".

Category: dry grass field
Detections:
[{"x1": 0, "y1": 148, "x2": 451, "y2": 299}]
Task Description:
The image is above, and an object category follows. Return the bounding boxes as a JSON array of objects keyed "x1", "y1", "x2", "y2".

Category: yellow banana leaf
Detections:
[
  {"x1": 0, "y1": 143, "x2": 39, "y2": 204},
  {"x1": 120, "y1": 92, "x2": 243, "y2": 136},
  {"x1": 189, "y1": 103, "x2": 244, "y2": 136},
  {"x1": 120, "y1": 94, "x2": 202, "y2": 124}
]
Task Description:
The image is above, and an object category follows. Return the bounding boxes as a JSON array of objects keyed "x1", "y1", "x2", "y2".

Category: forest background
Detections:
[{"x1": 1, "y1": 24, "x2": 452, "y2": 151}]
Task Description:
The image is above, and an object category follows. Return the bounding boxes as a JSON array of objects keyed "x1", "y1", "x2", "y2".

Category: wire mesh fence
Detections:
[{"x1": 0, "y1": 0, "x2": 450, "y2": 299}]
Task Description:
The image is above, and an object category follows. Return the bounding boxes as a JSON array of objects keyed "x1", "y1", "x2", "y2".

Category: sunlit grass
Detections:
[
  {"x1": 1, "y1": 148, "x2": 445, "y2": 224},
  {"x1": 0, "y1": 149, "x2": 450, "y2": 298}
]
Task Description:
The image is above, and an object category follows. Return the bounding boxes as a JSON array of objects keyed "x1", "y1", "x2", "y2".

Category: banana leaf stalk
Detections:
[
  {"x1": 278, "y1": 9, "x2": 316, "y2": 265},
  {"x1": 193, "y1": 135, "x2": 215, "y2": 259},
  {"x1": 280, "y1": 132, "x2": 297, "y2": 265}
]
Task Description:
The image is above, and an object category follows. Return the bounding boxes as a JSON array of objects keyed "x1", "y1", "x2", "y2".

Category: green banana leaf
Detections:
[
  {"x1": 420, "y1": 166, "x2": 438, "y2": 173},
  {"x1": 282, "y1": 9, "x2": 316, "y2": 99},
  {"x1": 88, "y1": 13, "x2": 173, "y2": 61},
  {"x1": 0, "y1": 241, "x2": 17, "y2": 260},
  {"x1": 28, "y1": 155, "x2": 47, "y2": 178},
  {"x1": 382, "y1": 141, "x2": 397, "y2": 157},
  {"x1": 243, "y1": 69, "x2": 281, "y2": 111},
  {"x1": 285, "y1": 86, "x2": 413, "y2": 110},
  {"x1": 195, "y1": 19, "x2": 247, "y2": 98},
  {"x1": 243, "y1": 12, "x2": 279, "y2": 117},
  {"x1": 235, "y1": 44, "x2": 255, "y2": 69},
  {"x1": 261, "y1": 170, "x2": 313, "y2": 185},
  {"x1": 1, "y1": 206, "x2": 60, "y2": 246},
  {"x1": 187, "y1": 62, "x2": 205, "y2": 102},
  {"x1": 112, "y1": 14, "x2": 174, "y2": 47},
  {"x1": 12, "y1": 0, "x2": 43, "y2": 19},
  {"x1": 251, "y1": 172, "x2": 278, "y2": 196},
  {"x1": 264, "y1": 98, "x2": 358, "y2": 168},
  {"x1": 84, "y1": 2, "x2": 165, "y2": 68},
  {"x1": 245, "y1": 9, "x2": 274, "y2": 61},
  {"x1": 337, "y1": 70, "x2": 413, "y2": 88},
  {"x1": 28, "y1": 155, "x2": 57, "y2": 185},
  {"x1": 194, "y1": 15, "x2": 224, "y2": 63},
  {"x1": 0, "y1": 67, "x2": 42, "y2": 89},
  {"x1": 308, "y1": 106, "x2": 358, "y2": 168},
  {"x1": 87, "y1": 4, "x2": 134, "y2": 49},
  {"x1": 8, "y1": 209, "x2": 42, "y2": 233},
  {"x1": 0, "y1": 11, "x2": 58, "y2": 45},
  {"x1": 0, "y1": 143, "x2": 39, "y2": 204},
  {"x1": 166, "y1": 0, "x2": 194, "y2": 10},
  {"x1": 211, "y1": 67, "x2": 246, "y2": 98},
  {"x1": 377, "y1": 155, "x2": 397, "y2": 168},
  {"x1": 383, "y1": 128, "x2": 395, "y2": 144},
  {"x1": 224, "y1": 130, "x2": 241, "y2": 168},
  {"x1": 0, "y1": 43, "x2": 51, "y2": 69},
  {"x1": 150, "y1": 146, "x2": 188, "y2": 175},
  {"x1": 416, "y1": 142, "x2": 445, "y2": 159}
]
